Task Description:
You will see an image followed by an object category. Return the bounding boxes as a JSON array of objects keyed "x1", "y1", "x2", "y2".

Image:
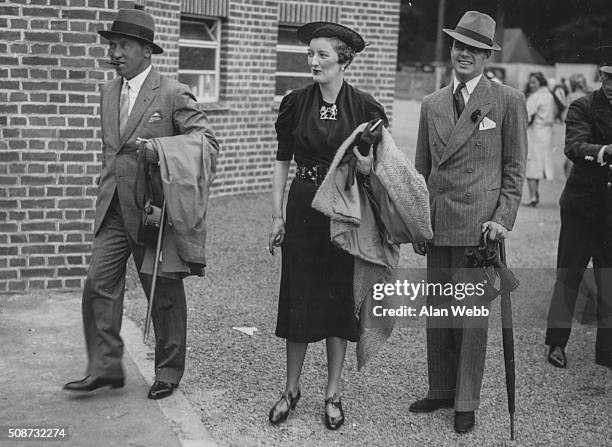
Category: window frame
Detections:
[
  {"x1": 275, "y1": 27, "x2": 311, "y2": 101},
  {"x1": 178, "y1": 16, "x2": 221, "y2": 104}
]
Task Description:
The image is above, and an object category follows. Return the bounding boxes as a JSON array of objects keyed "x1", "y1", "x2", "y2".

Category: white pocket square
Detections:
[
  {"x1": 479, "y1": 117, "x2": 496, "y2": 130},
  {"x1": 148, "y1": 112, "x2": 162, "y2": 123}
]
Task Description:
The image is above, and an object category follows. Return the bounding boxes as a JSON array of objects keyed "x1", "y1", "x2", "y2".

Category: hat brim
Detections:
[
  {"x1": 443, "y1": 29, "x2": 501, "y2": 51},
  {"x1": 297, "y1": 22, "x2": 365, "y2": 52},
  {"x1": 98, "y1": 30, "x2": 163, "y2": 54}
]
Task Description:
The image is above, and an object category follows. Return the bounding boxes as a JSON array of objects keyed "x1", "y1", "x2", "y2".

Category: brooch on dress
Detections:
[{"x1": 319, "y1": 104, "x2": 337, "y2": 120}]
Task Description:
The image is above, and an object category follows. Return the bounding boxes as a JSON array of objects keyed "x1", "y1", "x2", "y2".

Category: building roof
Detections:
[{"x1": 501, "y1": 28, "x2": 548, "y2": 65}]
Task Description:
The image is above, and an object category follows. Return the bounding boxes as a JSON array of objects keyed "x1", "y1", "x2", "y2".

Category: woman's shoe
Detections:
[
  {"x1": 535, "y1": 191, "x2": 540, "y2": 205},
  {"x1": 547, "y1": 346, "x2": 567, "y2": 368},
  {"x1": 324, "y1": 393, "x2": 345, "y2": 430},
  {"x1": 268, "y1": 389, "x2": 301, "y2": 425}
]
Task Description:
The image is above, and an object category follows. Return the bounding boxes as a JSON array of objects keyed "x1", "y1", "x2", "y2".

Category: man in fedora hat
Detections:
[
  {"x1": 63, "y1": 6, "x2": 219, "y2": 400},
  {"x1": 410, "y1": 11, "x2": 527, "y2": 433},
  {"x1": 544, "y1": 45, "x2": 612, "y2": 372}
]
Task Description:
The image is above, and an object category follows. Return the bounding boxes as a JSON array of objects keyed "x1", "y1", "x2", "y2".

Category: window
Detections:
[
  {"x1": 275, "y1": 25, "x2": 311, "y2": 99},
  {"x1": 179, "y1": 17, "x2": 221, "y2": 103}
]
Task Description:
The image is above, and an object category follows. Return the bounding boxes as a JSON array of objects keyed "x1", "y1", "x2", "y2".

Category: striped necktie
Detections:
[
  {"x1": 119, "y1": 81, "x2": 130, "y2": 137},
  {"x1": 454, "y1": 82, "x2": 466, "y2": 120}
]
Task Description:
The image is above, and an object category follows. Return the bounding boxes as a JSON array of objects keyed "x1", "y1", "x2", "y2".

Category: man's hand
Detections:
[
  {"x1": 136, "y1": 138, "x2": 159, "y2": 165},
  {"x1": 482, "y1": 221, "x2": 508, "y2": 240},
  {"x1": 412, "y1": 242, "x2": 427, "y2": 256}
]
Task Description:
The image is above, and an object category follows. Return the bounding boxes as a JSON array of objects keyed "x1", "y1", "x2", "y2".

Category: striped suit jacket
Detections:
[{"x1": 415, "y1": 76, "x2": 528, "y2": 246}]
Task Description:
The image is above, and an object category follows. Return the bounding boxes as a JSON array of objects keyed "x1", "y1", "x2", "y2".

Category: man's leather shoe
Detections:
[
  {"x1": 595, "y1": 351, "x2": 612, "y2": 368},
  {"x1": 409, "y1": 398, "x2": 453, "y2": 413},
  {"x1": 147, "y1": 380, "x2": 177, "y2": 400},
  {"x1": 547, "y1": 346, "x2": 567, "y2": 368},
  {"x1": 63, "y1": 375, "x2": 124, "y2": 392},
  {"x1": 454, "y1": 411, "x2": 475, "y2": 434}
]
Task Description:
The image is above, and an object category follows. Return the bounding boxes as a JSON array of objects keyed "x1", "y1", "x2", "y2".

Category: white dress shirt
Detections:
[
  {"x1": 453, "y1": 73, "x2": 483, "y2": 105},
  {"x1": 122, "y1": 64, "x2": 152, "y2": 115}
]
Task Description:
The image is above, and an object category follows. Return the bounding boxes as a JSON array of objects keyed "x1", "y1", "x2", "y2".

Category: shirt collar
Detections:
[
  {"x1": 453, "y1": 73, "x2": 483, "y2": 95},
  {"x1": 123, "y1": 64, "x2": 152, "y2": 93}
]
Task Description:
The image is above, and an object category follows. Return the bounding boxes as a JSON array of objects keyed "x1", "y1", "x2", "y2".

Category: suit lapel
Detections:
[
  {"x1": 103, "y1": 78, "x2": 122, "y2": 150},
  {"x1": 440, "y1": 76, "x2": 493, "y2": 165},
  {"x1": 119, "y1": 70, "x2": 160, "y2": 148},
  {"x1": 431, "y1": 84, "x2": 454, "y2": 147}
]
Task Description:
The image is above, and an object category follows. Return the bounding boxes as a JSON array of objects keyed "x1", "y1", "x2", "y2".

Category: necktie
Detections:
[
  {"x1": 454, "y1": 82, "x2": 466, "y2": 120},
  {"x1": 119, "y1": 81, "x2": 130, "y2": 137}
]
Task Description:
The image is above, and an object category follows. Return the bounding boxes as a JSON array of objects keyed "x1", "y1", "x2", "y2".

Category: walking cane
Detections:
[
  {"x1": 499, "y1": 240, "x2": 516, "y2": 441},
  {"x1": 143, "y1": 199, "x2": 166, "y2": 343}
]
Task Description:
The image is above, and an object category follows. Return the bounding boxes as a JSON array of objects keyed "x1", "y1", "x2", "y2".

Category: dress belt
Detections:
[{"x1": 295, "y1": 162, "x2": 328, "y2": 186}]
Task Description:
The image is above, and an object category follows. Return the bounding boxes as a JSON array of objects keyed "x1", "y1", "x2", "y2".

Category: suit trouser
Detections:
[
  {"x1": 545, "y1": 210, "x2": 612, "y2": 353},
  {"x1": 82, "y1": 193, "x2": 187, "y2": 384},
  {"x1": 425, "y1": 245, "x2": 490, "y2": 412}
]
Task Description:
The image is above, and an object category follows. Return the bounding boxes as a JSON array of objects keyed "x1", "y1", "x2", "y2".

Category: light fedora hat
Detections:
[
  {"x1": 596, "y1": 45, "x2": 612, "y2": 74},
  {"x1": 98, "y1": 7, "x2": 163, "y2": 54},
  {"x1": 443, "y1": 11, "x2": 501, "y2": 51}
]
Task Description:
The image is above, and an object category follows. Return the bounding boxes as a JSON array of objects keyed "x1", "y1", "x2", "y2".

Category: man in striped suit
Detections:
[{"x1": 411, "y1": 11, "x2": 527, "y2": 434}]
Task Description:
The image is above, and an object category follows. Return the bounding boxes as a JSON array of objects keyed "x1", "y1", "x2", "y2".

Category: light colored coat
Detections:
[
  {"x1": 312, "y1": 124, "x2": 432, "y2": 369},
  {"x1": 415, "y1": 76, "x2": 528, "y2": 245}
]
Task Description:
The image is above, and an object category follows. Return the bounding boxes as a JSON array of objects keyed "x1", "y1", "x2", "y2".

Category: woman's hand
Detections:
[
  {"x1": 268, "y1": 216, "x2": 285, "y2": 255},
  {"x1": 352, "y1": 145, "x2": 373, "y2": 175}
]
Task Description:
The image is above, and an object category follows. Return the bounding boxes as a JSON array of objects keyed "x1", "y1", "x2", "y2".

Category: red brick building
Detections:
[{"x1": 0, "y1": 0, "x2": 400, "y2": 292}]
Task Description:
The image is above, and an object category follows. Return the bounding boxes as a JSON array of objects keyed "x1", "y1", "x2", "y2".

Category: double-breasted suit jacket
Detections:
[
  {"x1": 415, "y1": 76, "x2": 528, "y2": 246},
  {"x1": 414, "y1": 76, "x2": 527, "y2": 411},
  {"x1": 560, "y1": 88, "x2": 612, "y2": 223}
]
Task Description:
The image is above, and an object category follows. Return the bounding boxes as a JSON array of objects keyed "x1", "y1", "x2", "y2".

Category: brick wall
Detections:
[{"x1": 0, "y1": 0, "x2": 400, "y2": 292}]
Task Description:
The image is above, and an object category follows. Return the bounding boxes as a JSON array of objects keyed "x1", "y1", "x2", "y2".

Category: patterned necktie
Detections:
[
  {"x1": 119, "y1": 81, "x2": 130, "y2": 137},
  {"x1": 454, "y1": 82, "x2": 466, "y2": 120}
]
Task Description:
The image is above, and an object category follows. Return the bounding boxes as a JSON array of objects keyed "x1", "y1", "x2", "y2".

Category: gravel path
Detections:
[
  {"x1": 123, "y1": 117, "x2": 611, "y2": 446},
  {"x1": 123, "y1": 181, "x2": 611, "y2": 446}
]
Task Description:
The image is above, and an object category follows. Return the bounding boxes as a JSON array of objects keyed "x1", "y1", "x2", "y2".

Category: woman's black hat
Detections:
[{"x1": 297, "y1": 22, "x2": 365, "y2": 52}]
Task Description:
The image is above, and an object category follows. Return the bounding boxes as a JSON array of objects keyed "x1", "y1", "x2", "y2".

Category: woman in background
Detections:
[
  {"x1": 267, "y1": 22, "x2": 387, "y2": 430},
  {"x1": 524, "y1": 72, "x2": 556, "y2": 206}
]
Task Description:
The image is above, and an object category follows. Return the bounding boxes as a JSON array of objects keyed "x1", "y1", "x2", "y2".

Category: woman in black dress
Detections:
[{"x1": 267, "y1": 22, "x2": 388, "y2": 430}]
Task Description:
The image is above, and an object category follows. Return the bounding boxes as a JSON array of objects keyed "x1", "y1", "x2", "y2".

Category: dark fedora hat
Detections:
[
  {"x1": 443, "y1": 11, "x2": 501, "y2": 51},
  {"x1": 98, "y1": 7, "x2": 163, "y2": 54},
  {"x1": 596, "y1": 46, "x2": 612, "y2": 74},
  {"x1": 297, "y1": 22, "x2": 365, "y2": 52}
]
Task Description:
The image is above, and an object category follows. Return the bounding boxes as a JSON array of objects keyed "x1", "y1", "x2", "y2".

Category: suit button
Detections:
[
  {"x1": 476, "y1": 141, "x2": 482, "y2": 146},
  {"x1": 432, "y1": 141, "x2": 437, "y2": 146},
  {"x1": 438, "y1": 188, "x2": 444, "y2": 193},
  {"x1": 466, "y1": 168, "x2": 474, "y2": 173},
  {"x1": 607, "y1": 182, "x2": 612, "y2": 188},
  {"x1": 439, "y1": 165, "x2": 445, "y2": 170},
  {"x1": 465, "y1": 192, "x2": 471, "y2": 198}
]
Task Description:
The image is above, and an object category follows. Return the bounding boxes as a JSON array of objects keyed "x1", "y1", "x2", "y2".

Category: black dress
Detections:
[{"x1": 274, "y1": 81, "x2": 388, "y2": 343}]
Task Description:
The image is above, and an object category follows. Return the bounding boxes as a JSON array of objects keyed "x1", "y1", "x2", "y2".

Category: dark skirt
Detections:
[{"x1": 275, "y1": 177, "x2": 359, "y2": 343}]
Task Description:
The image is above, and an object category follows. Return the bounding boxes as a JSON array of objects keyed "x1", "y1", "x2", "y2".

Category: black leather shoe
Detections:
[
  {"x1": 409, "y1": 397, "x2": 453, "y2": 413},
  {"x1": 268, "y1": 389, "x2": 301, "y2": 425},
  {"x1": 547, "y1": 346, "x2": 567, "y2": 368},
  {"x1": 147, "y1": 380, "x2": 177, "y2": 400},
  {"x1": 454, "y1": 411, "x2": 475, "y2": 434},
  {"x1": 595, "y1": 351, "x2": 612, "y2": 368},
  {"x1": 63, "y1": 375, "x2": 124, "y2": 392},
  {"x1": 324, "y1": 393, "x2": 344, "y2": 430}
]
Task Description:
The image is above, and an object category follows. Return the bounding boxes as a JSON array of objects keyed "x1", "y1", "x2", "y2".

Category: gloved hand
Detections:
[
  {"x1": 355, "y1": 118, "x2": 384, "y2": 156},
  {"x1": 603, "y1": 145, "x2": 612, "y2": 164},
  {"x1": 136, "y1": 138, "x2": 158, "y2": 165}
]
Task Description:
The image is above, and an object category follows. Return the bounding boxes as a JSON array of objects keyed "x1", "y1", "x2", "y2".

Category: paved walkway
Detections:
[{"x1": 0, "y1": 292, "x2": 216, "y2": 447}]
